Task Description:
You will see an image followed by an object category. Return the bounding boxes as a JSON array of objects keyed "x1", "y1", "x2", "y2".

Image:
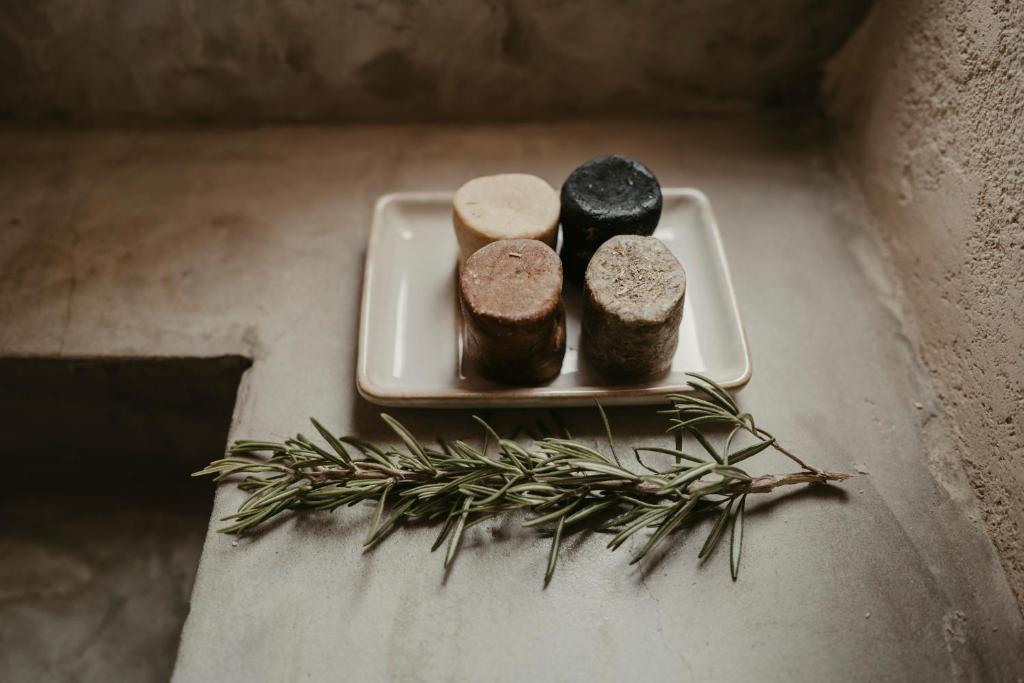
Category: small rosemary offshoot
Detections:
[{"x1": 195, "y1": 374, "x2": 849, "y2": 583}]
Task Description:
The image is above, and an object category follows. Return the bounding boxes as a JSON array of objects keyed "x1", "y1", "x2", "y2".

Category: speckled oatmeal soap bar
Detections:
[
  {"x1": 582, "y1": 235, "x2": 685, "y2": 379},
  {"x1": 458, "y1": 239, "x2": 566, "y2": 385}
]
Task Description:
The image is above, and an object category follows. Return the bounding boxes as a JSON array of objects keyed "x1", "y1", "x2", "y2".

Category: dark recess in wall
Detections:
[{"x1": 0, "y1": 355, "x2": 251, "y2": 488}]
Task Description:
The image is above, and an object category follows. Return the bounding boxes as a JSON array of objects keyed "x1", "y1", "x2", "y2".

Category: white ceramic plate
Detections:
[{"x1": 357, "y1": 188, "x2": 750, "y2": 407}]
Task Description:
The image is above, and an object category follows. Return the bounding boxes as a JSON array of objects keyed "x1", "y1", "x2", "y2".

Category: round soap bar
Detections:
[
  {"x1": 559, "y1": 155, "x2": 663, "y2": 283},
  {"x1": 452, "y1": 174, "x2": 560, "y2": 265},
  {"x1": 582, "y1": 235, "x2": 685, "y2": 379},
  {"x1": 459, "y1": 239, "x2": 566, "y2": 385}
]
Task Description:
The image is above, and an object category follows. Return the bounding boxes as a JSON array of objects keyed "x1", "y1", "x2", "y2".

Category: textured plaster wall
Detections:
[
  {"x1": 0, "y1": 0, "x2": 870, "y2": 123},
  {"x1": 826, "y1": 0, "x2": 1024, "y2": 606}
]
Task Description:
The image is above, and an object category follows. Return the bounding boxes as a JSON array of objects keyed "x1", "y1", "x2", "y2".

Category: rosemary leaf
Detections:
[
  {"x1": 730, "y1": 494, "x2": 747, "y2": 580},
  {"x1": 659, "y1": 461, "x2": 717, "y2": 493},
  {"x1": 723, "y1": 426, "x2": 744, "y2": 462},
  {"x1": 365, "y1": 498, "x2": 416, "y2": 548},
  {"x1": 310, "y1": 418, "x2": 354, "y2": 466},
  {"x1": 364, "y1": 483, "x2": 392, "y2": 545},
  {"x1": 545, "y1": 514, "x2": 566, "y2": 585},
  {"x1": 595, "y1": 400, "x2": 620, "y2": 466},
  {"x1": 431, "y1": 513, "x2": 456, "y2": 552},
  {"x1": 630, "y1": 496, "x2": 698, "y2": 565},
  {"x1": 607, "y1": 508, "x2": 667, "y2": 551},
  {"x1": 633, "y1": 446, "x2": 708, "y2": 465},
  {"x1": 713, "y1": 465, "x2": 753, "y2": 482},
  {"x1": 685, "y1": 372, "x2": 739, "y2": 414},
  {"x1": 698, "y1": 498, "x2": 734, "y2": 559},
  {"x1": 523, "y1": 498, "x2": 582, "y2": 528},
  {"x1": 688, "y1": 427, "x2": 725, "y2": 465},
  {"x1": 569, "y1": 460, "x2": 639, "y2": 480},
  {"x1": 727, "y1": 439, "x2": 775, "y2": 466},
  {"x1": 381, "y1": 414, "x2": 433, "y2": 470},
  {"x1": 564, "y1": 498, "x2": 619, "y2": 526},
  {"x1": 445, "y1": 496, "x2": 473, "y2": 568}
]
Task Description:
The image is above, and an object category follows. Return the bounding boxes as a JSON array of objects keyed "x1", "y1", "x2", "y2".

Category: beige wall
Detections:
[
  {"x1": 827, "y1": 0, "x2": 1024, "y2": 605},
  {"x1": 0, "y1": 0, "x2": 869, "y2": 123}
]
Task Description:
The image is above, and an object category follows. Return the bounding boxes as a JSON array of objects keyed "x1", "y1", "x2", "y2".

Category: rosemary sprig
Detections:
[{"x1": 195, "y1": 374, "x2": 849, "y2": 582}]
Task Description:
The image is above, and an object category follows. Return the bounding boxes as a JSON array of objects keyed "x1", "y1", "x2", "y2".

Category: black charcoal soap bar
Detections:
[{"x1": 559, "y1": 154, "x2": 663, "y2": 283}]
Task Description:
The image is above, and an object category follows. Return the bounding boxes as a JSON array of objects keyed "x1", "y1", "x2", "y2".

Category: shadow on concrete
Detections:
[
  {"x1": 0, "y1": 355, "x2": 250, "y2": 683},
  {"x1": 634, "y1": 482, "x2": 851, "y2": 580}
]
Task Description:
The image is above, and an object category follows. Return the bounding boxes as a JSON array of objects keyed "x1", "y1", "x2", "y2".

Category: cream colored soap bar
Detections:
[{"x1": 452, "y1": 174, "x2": 560, "y2": 265}]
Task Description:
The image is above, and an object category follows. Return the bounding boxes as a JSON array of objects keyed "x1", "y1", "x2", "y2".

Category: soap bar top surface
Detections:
[
  {"x1": 560, "y1": 155, "x2": 662, "y2": 235},
  {"x1": 584, "y1": 235, "x2": 685, "y2": 325},
  {"x1": 460, "y1": 239, "x2": 562, "y2": 327},
  {"x1": 453, "y1": 174, "x2": 560, "y2": 262}
]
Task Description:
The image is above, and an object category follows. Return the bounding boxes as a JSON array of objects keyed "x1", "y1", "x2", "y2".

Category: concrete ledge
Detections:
[{"x1": 0, "y1": 120, "x2": 1020, "y2": 680}]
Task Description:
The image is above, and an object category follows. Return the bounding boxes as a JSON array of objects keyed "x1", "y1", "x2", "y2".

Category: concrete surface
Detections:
[
  {"x1": 0, "y1": 488, "x2": 213, "y2": 682},
  {"x1": 0, "y1": 0, "x2": 870, "y2": 124},
  {"x1": 1, "y1": 120, "x2": 1022, "y2": 680},
  {"x1": 0, "y1": 357, "x2": 245, "y2": 681},
  {"x1": 826, "y1": 0, "x2": 1024, "y2": 607}
]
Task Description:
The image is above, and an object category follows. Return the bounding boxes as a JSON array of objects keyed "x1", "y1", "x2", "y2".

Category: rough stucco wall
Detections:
[
  {"x1": 826, "y1": 0, "x2": 1024, "y2": 606},
  {"x1": 0, "y1": 0, "x2": 870, "y2": 123}
]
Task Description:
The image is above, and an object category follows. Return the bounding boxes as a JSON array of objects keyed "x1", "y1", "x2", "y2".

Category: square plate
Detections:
[{"x1": 357, "y1": 188, "x2": 750, "y2": 407}]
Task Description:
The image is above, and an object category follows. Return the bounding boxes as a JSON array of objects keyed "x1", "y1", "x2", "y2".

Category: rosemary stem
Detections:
[
  {"x1": 293, "y1": 464, "x2": 846, "y2": 498},
  {"x1": 744, "y1": 424, "x2": 823, "y2": 475},
  {"x1": 769, "y1": 440, "x2": 823, "y2": 475},
  {"x1": 203, "y1": 375, "x2": 853, "y2": 579},
  {"x1": 736, "y1": 469, "x2": 849, "y2": 493}
]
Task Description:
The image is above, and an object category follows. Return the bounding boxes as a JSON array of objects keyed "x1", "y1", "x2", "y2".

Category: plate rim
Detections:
[{"x1": 357, "y1": 188, "x2": 751, "y2": 407}]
